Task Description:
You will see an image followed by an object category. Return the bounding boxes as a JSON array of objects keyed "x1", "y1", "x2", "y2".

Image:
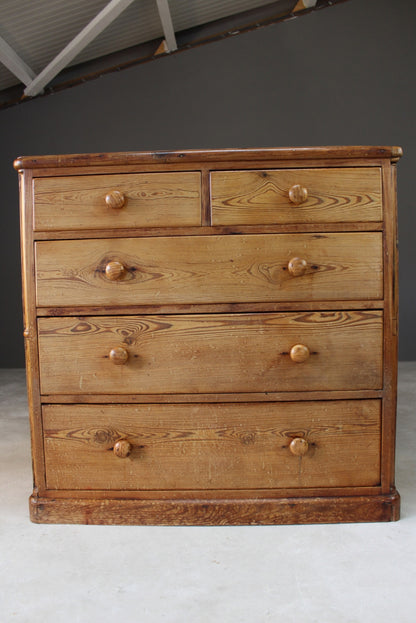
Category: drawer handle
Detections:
[
  {"x1": 288, "y1": 257, "x2": 307, "y2": 277},
  {"x1": 289, "y1": 437, "x2": 309, "y2": 456},
  {"x1": 105, "y1": 189, "x2": 125, "y2": 209},
  {"x1": 290, "y1": 344, "x2": 310, "y2": 363},
  {"x1": 288, "y1": 184, "x2": 308, "y2": 205},
  {"x1": 109, "y1": 347, "x2": 129, "y2": 365},
  {"x1": 113, "y1": 439, "x2": 132, "y2": 458},
  {"x1": 105, "y1": 260, "x2": 125, "y2": 281}
]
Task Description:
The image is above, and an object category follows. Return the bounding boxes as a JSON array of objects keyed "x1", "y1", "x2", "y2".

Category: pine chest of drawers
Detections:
[{"x1": 15, "y1": 146, "x2": 402, "y2": 525}]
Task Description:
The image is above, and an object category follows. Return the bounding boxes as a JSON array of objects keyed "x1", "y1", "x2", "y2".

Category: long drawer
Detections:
[
  {"x1": 33, "y1": 172, "x2": 201, "y2": 230},
  {"x1": 211, "y1": 168, "x2": 382, "y2": 225},
  {"x1": 35, "y1": 232, "x2": 383, "y2": 306},
  {"x1": 38, "y1": 311, "x2": 383, "y2": 395},
  {"x1": 43, "y1": 400, "x2": 381, "y2": 490}
]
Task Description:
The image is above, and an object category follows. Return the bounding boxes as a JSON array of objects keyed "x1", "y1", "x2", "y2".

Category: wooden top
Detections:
[{"x1": 14, "y1": 146, "x2": 403, "y2": 170}]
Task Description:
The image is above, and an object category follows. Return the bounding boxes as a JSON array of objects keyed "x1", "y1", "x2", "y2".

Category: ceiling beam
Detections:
[
  {"x1": 156, "y1": 0, "x2": 177, "y2": 52},
  {"x1": 293, "y1": 0, "x2": 318, "y2": 11},
  {"x1": 24, "y1": 0, "x2": 136, "y2": 97},
  {"x1": 0, "y1": 35, "x2": 36, "y2": 86}
]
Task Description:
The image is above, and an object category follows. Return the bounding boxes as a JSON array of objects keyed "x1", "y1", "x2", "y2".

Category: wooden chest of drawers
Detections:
[{"x1": 15, "y1": 146, "x2": 402, "y2": 525}]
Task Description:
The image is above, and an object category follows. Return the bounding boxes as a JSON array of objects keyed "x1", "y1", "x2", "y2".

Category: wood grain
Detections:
[
  {"x1": 381, "y1": 160, "x2": 399, "y2": 493},
  {"x1": 25, "y1": 160, "x2": 390, "y2": 180},
  {"x1": 14, "y1": 146, "x2": 403, "y2": 171},
  {"x1": 19, "y1": 169, "x2": 46, "y2": 491},
  {"x1": 41, "y1": 389, "x2": 383, "y2": 404},
  {"x1": 42, "y1": 400, "x2": 381, "y2": 490},
  {"x1": 211, "y1": 168, "x2": 382, "y2": 225},
  {"x1": 36, "y1": 300, "x2": 385, "y2": 317},
  {"x1": 37, "y1": 311, "x2": 383, "y2": 395},
  {"x1": 17, "y1": 145, "x2": 401, "y2": 524},
  {"x1": 29, "y1": 491, "x2": 400, "y2": 525},
  {"x1": 33, "y1": 172, "x2": 201, "y2": 230},
  {"x1": 35, "y1": 233, "x2": 383, "y2": 307},
  {"x1": 31, "y1": 484, "x2": 383, "y2": 500},
  {"x1": 32, "y1": 222, "x2": 384, "y2": 241}
]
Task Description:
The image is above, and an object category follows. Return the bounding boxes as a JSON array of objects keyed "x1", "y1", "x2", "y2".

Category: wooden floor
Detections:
[{"x1": 1, "y1": 363, "x2": 415, "y2": 623}]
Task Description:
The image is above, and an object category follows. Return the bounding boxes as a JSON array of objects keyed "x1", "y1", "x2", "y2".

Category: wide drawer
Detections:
[
  {"x1": 211, "y1": 168, "x2": 382, "y2": 225},
  {"x1": 38, "y1": 311, "x2": 383, "y2": 395},
  {"x1": 43, "y1": 400, "x2": 381, "y2": 490},
  {"x1": 33, "y1": 172, "x2": 201, "y2": 230},
  {"x1": 35, "y1": 232, "x2": 383, "y2": 306}
]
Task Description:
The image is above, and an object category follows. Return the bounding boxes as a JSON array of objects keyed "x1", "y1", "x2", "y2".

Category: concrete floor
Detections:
[{"x1": 1, "y1": 364, "x2": 415, "y2": 623}]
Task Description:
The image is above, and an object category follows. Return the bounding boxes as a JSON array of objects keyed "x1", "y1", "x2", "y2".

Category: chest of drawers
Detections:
[{"x1": 15, "y1": 146, "x2": 402, "y2": 525}]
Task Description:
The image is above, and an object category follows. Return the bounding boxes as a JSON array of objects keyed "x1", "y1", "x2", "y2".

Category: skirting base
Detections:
[{"x1": 29, "y1": 490, "x2": 400, "y2": 525}]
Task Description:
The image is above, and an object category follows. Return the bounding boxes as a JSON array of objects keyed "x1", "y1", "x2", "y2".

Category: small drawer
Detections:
[
  {"x1": 38, "y1": 311, "x2": 383, "y2": 395},
  {"x1": 33, "y1": 172, "x2": 201, "y2": 230},
  {"x1": 43, "y1": 400, "x2": 381, "y2": 490},
  {"x1": 35, "y1": 232, "x2": 383, "y2": 307},
  {"x1": 211, "y1": 168, "x2": 382, "y2": 225}
]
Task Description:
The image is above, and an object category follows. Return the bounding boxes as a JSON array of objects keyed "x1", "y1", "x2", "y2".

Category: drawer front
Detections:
[
  {"x1": 43, "y1": 400, "x2": 381, "y2": 490},
  {"x1": 38, "y1": 311, "x2": 383, "y2": 395},
  {"x1": 35, "y1": 232, "x2": 383, "y2": 306},
  {"x1": 33, "y1": 172, "x2": 201, "y2": 230},
  {"x1": 211, "y1": 168, "x2": 382, "y2": 225}
]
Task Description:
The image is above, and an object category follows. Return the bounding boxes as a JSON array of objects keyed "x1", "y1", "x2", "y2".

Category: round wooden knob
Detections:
[
  {"x1": 288, "y1": 184, "x2": 308, "y2": 205},
  {"x1": 113, "y1": 439, "x2": 132, "y2": 458},
  {"x1": 105, "y1": 190, "x2": 125, "y2": 209},
  {"x1": 289, "y1": 437, "x2": 309, "y2": 456},
  {"x1": 109, "y1": 347, "x2": 129, "y2": 365},
  {"x1": 290, "y1": 344, "x2": 310, "y2": 363},
  {"x1": 105, "y1": 261, "x2": 125, "y2": 280},
  {"x1": 288, "y1": 257, "x2": 307, "y2": 277}
]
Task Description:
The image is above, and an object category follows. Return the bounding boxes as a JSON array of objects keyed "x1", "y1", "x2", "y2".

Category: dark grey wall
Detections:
[{"x1": 0, "y1": 0, "x2": 415, "y2": 366}]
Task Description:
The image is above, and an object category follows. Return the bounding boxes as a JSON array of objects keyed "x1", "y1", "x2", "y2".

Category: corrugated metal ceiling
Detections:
[
  {"x1": 0, "y1": 0, "x2": 348, "y2": 107},
  {"x1": 0, "y1": 0, "x2": 278, "y2": 92}
]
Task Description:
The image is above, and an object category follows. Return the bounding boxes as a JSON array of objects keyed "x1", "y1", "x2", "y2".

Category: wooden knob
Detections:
[
  {"x1": 109, "y1": 347, "x2": 129, "y2": 365},
  {"x1": 113, "y1": 439, "x2": 132, "y2": 458},
  {"x1": 288, "y1": 257, "x2": 307, "y2": 277},
  {"x1": 290, "y1": 344, "x2": 310, "y2": 363},
  {"x1": 105, "y1": 261, "x2": 125, "y2": 280},
  {"x1": 288, "y1": 184, "x2": 308, "y2": 205},
  {"x1": 289, "y1": 437, "x2": 309, "y2": 456},
  {"x1": 105, "y1": 190, "x2": 125, "y2": 209}
]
